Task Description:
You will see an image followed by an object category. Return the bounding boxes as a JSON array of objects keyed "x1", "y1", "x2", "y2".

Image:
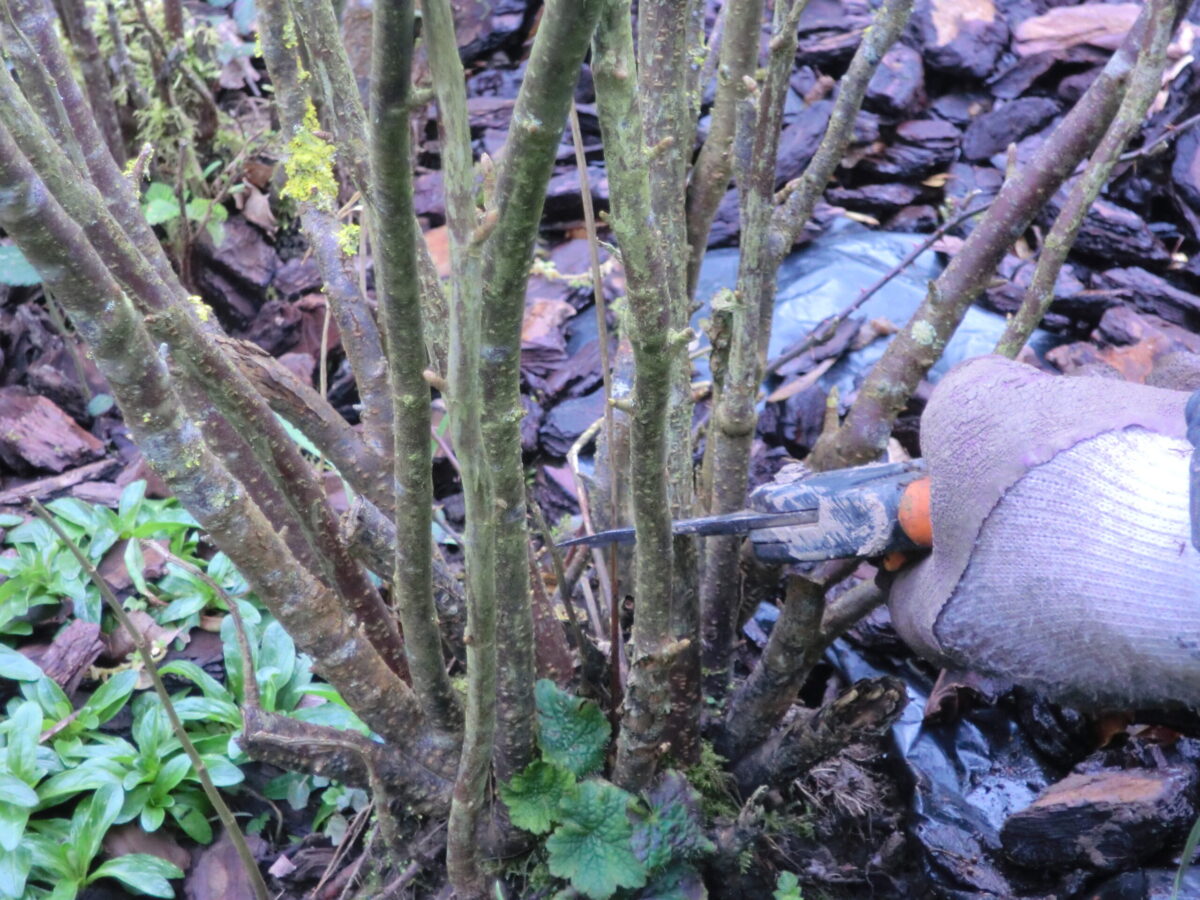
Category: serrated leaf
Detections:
[
  {"x1": 499, "y1": 760, "x2": 576, "y2": 835},
  {"x1": 631, "y1": 772, "x2": 714, "y2": 873},
  {"x1": 547, "y1": 780, "x2": 645, "y2": 899},
  {"x1": 773, "y1": 871, "x2": 803, "y2": 900},
  {"x1": 535, "y1": 679, "x2": 610, "y2": 778},
  {"x1": 637, "y1": 863, "x2": 708, "y2": 900}
]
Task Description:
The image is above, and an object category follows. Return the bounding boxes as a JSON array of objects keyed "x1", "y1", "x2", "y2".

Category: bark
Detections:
[
  {"x1": 0, "y1": 38, "x2": 409, "y2": 680},
  {"x1": 5, "y1": 0, "x2": 178, "y2": 292},
  {"x1": 996, "y1": 0, "x2": 1173, "y2": 357},
  {"x1": 593, "y1": 0, "x2": 680, "y2": 790},
  {"x1": 731, "y1": 676, "x2": 907, "y2": 794},
  {"x1": 721, "y1": 575, "x2": 825, "y2": 759},
  {"x1": 477, "y1": 0, "x2": 606, "y2": 782},
  {"x1": 699, "y1": 0, "x2": 910, "y2": 696},
  {"x1": 43, "y1": 0, "x2": 125, "y2": 163},
  {"x1": 257, "y1": 0, "x2": 394, "y2": 460},
  {"x1": 219, "y1": 336, "x2": 394, "y2": 513},
  {"x1": 685, "y1": 0, "x2": 764, "y2": 298},
  {"x1": 809, "y1": 0, "x2": 1176, "y2": 470},
  {"x1": 638, "y1": 0, "x2": 708, "y2": 767},
  {"x1": 371, "y1": 0, "x2": 462, "y2": 736},
  {"x1": 0, "y1": 130, "x2": 439, "y2": 764},
  {"x1": 419, "y1": 0, "x2": 495, "y2": 892},
  {"x1": 722, "y1": 576, "x2": 882, "y2": 759}
]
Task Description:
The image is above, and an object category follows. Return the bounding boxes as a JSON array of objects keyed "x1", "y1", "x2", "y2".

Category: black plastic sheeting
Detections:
[
  {"x1": 691, "y1": 220, "x2": 1059, "y2": 393},
  {"x1": 823, "y1": 630, "x2": 1200, "y2": 899}
]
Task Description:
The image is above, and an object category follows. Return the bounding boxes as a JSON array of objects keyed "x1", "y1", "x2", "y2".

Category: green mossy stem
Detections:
[
  {"x1": 0, "y1": 39, "x2": 409, "y2": 681},
  {"x1": 257, "y1": 0, "x2": 395, "y2": 460},
  {"x1": 4, "y1": 0, "x2": 179, "y2": 295},
  {"x1": 418, "y1": 0, "x2": 495, "y2": 893},
  {"x1": 698, "y1": 0, "x2": 910, "y2": 696},
  {"x1": 371, "y1": 0, "x2": 463, "y2": 736},
  {"x1": 637, "y1": 0, "x2": 708, "y2": 768},
  {"x1": 684, "y1": 0, "x2": 766, "y2": 299},
  {"x1": 593, "y1": 0, "x2": 679, "y2": 791},
  {"x1": 0, "y1": 130, "x2": 436, "y2": 762},
  {"x1": 478, "y1": 0, "x2": 606, "y2": 784}
]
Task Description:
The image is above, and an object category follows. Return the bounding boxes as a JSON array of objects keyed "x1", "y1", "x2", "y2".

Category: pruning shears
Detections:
[{"x1": 558, "y1": 459, "x2": 935, "y2": 566}]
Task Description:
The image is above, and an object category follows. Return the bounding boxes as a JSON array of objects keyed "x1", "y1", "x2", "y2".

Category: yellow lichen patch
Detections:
[
  {"x1": 337, "y1": 222, "x2": 361, "y2": 257},
  {"x1": 280, "y1": 101, "x2": 338, "y2": 212},
  {"x1": 188, "y1": 294, "x2": 212, "y2": 323}
]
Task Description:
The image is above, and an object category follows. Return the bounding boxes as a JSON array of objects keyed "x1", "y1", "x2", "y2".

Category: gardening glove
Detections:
[{"x1": 887, "y1": 355, "x2": 1200, "y2": 710}]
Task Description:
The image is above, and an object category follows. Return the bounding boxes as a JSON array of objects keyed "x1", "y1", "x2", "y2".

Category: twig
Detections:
[
  {"x1": 569, "y1": 102, "x2": 622, "y2": 708},
  {"x1": 566, "y1": 417, "x2": 617, "y2": 637},
  {"x1": 763, "y1": 200, "x2": 991, "y2": 379},
  {"x1": 40, "y1": 287, "x2": 93, "y2": 403},
  {"x1": 528, "y1": 502, "x2": 590, "y2": 659},
  {"x1": 1120, "y1": 109, "x2": 1200, "y2": 161},
  {"x1": 155, "y1": 545, "x2": 260, "y2": 707},
  {"x1": 809, "y1": 0, "x2": 1171, "y2": 470},
  {"x1": 997, "y1": 0, "x2": 1174, "y2": 357},
  {"x1": 33, "y1": 501, "x2": 269, "y2": 900}
]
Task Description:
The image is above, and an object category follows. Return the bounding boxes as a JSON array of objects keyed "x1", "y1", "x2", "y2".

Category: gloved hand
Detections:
[{"x1": 888, "y1": 355, "x2": 1200, "y2": 710}]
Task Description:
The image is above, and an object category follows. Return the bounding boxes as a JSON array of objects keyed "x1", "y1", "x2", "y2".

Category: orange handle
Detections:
[{"x1": 897, "y1": 476, "x2": 933, "y2": 548}]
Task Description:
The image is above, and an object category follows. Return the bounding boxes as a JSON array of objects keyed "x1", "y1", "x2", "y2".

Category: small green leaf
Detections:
[
  {"x1": 44, "y1": 498, "x2": 99, "y2": 531},
  {"x1": 198, "y1": 755, "x2": 243, "y2": 787},
  {"x1": 150, "y1": 754, "x2": 192, "y2": 803},
  {"x1": 23, "y1": 675, "x2": 70, "y2": 720},
  {"x1": 88, "y1": 853, "x2": 182, "y2": 898},
  {"x1": 36, "y1": 762, "x2": 123, "y2": 806},
  {"x1": 142, "y1": 183, "x2": 181, "y2": 226},
  {"x1": 156, "y1": 661, "x2": 232, "y2": 702},
  {"x1": 773, "y1": 871, "x2": 803, "y2": 900},
  {"x1": 5, "y1": 701, "x2": 42, "y2": 785},
  {"x1": 546, "y1": 780, "x2": 645, "y2": 899},
  {"x1": 139, "y1": 804, "x2": 166, "y2": 833},
  {"x1": 0, "y1": 844, "x2": 30, "y2": 899},
  {"x1": 117, "y1": 481, "x2": 147, "y2": 530},
  {"x1": 0, "y1": 645, "x2": 42, "y2": 682},
  {"x1": 499, "y1": 760, "x2": 576, "y2": 835},
  {"x1": 0, "y1": 775, "x2": 38, "y2": 809},
  {"x1": 0, "y1": 245, "x2": 40, "y2": 287},
  {"x1": 72, "y1": 783, "x2": 123, "y2": 874},
  {"x1": 0, "y1": 803, "x2": 30, "y2": 853},
  {"x1": 170, "y1": 802, "x2": 213, "y2": 844},
  {"x1": 534, "y1": 679, "x2": 610, "y2": 778},
  {"x1": 85, "y1": 394, "x2": 115, "y2": 417},
  {"x1": 81, "y1": 669, "x2": 138, "y2": 725}
]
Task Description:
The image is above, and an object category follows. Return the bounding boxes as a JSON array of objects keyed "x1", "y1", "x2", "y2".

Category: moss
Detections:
[
  {"x1": 280, "y1": 101, "x2": 338, "y2": 212},
  {"x1": 685, "y1": 741, "x2": 739, "y2": 819}
]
